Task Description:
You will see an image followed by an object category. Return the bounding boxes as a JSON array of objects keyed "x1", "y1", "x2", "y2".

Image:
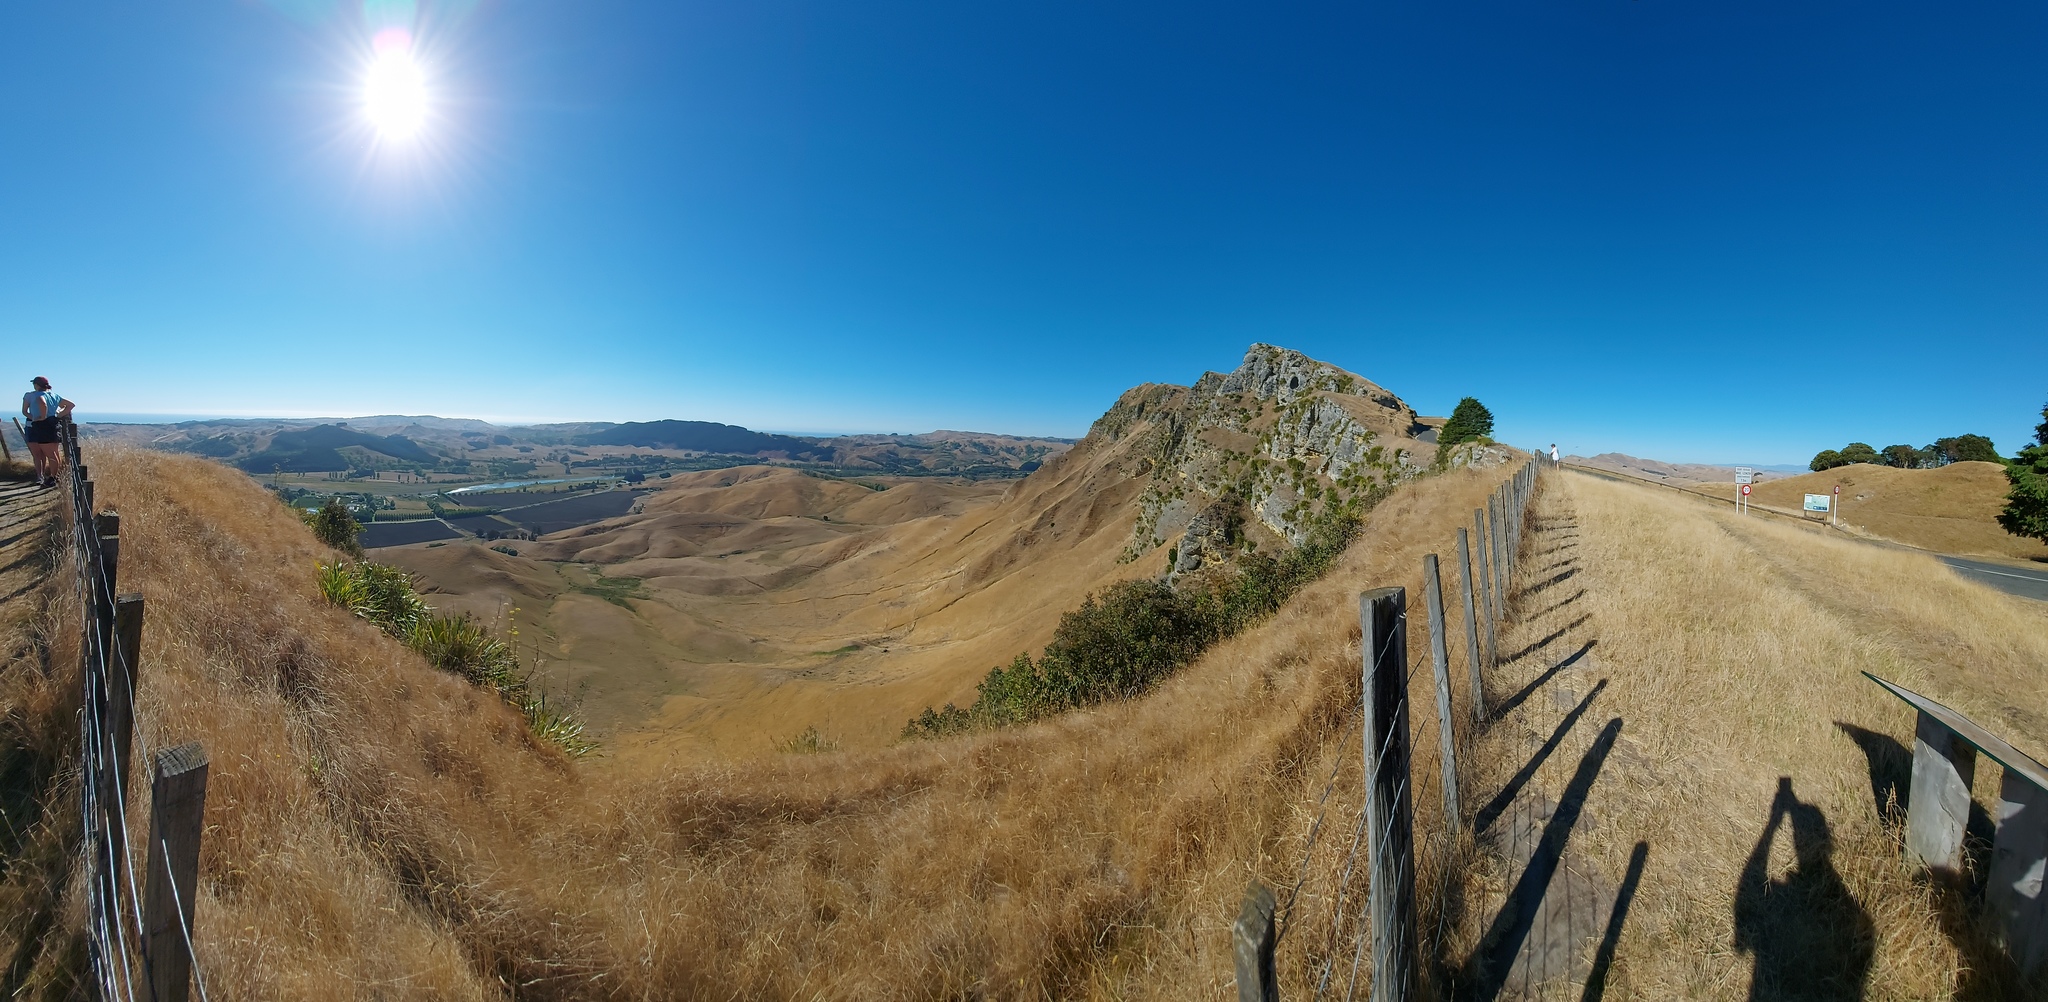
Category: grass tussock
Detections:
[
  {"x1": 318, "y1": 559, "x2": 595, "y2": 757},
  {"x1": 0, "y1": 490, "x2": 86, "y2": 997},
  {"x1": 1446, "y1": 470, "x2": 2048, "y2": 999},
  {"x1": 86, "y1": 443, "x2": 1511, "y2": 999}
]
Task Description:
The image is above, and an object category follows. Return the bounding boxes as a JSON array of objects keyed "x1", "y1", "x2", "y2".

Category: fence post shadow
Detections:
[
  {"x1": 1475, "y1": 679, "x2": 1608, "y2": 835},
  {"x1": 1581, "y1": 841, "x2": 1648, "y2": 1002},
  {"x1": 1488, "y1": 638, "x2": 1596, "y2": 723},
  {"x1": 1461, "y1": 716, "x2": 1622, "y2": 1001}
]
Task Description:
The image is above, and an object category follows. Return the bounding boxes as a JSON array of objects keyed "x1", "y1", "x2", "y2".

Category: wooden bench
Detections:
[{"x1": 1867, "y1": 672, "x2": 2048, "y2": 975}]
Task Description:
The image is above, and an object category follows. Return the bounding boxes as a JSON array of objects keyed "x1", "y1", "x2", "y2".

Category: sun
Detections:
[{"x1": 363, "y1": 31, "x2": 428, "y2": 140}]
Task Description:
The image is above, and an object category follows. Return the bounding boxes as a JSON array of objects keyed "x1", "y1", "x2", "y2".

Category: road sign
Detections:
[
  {"x1": 1735, "y1": 467, "x2": 1754, "y2": 485},
  {"x1": 1741, "y1": 484, "x2": 1751, "y2": 496},
  {"x1": 1803, "y1": 494, "x2": 1831, "y2": 512},
  {"x1": 1833, "y1": 485, "x2": 1840, "y2": 495}
]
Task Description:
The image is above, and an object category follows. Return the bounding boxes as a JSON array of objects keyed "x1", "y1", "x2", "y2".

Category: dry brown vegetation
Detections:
[
  {"x1": 16, "y1": 437, "x2": 2044, "y2": 998},
  {"x1": 1669, "y1": 461, "x2": 2045, "y2": 564},
  {"x1": 1452, "y1": 470, "x2": 2048, "y2": 999},
  {"x1": 24, "y1": 445, "x2": 1502, "y2": 999}
]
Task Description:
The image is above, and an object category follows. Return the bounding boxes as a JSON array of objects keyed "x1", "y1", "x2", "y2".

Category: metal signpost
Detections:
[
  {"x1": 1739, "y1": 482, "x2": 1751, "y2": 513},
  {"x1": 1735, "y1": 467, "x2": 1753, "y2": 515},
  {"x1": 1833, "y1": 484, "x2": 1840, "y2": 525}
]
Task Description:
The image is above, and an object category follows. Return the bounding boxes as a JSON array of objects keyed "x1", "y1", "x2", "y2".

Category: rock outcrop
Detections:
[{"x1": 1069, "y1": 344, "x2": 1512, "y2": 578}]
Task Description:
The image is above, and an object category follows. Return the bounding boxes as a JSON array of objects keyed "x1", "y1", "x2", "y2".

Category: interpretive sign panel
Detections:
[
  {"x1": 1803, "y1": 494, "x2": 1831, "y2": 513},
  {"x1": 1735, "y1": 467, "x2": 1754, "y2": 485}
]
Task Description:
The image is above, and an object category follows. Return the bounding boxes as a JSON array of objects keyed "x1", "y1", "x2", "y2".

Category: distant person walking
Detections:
[
  {"x1": 22, "y1": 376, "x2": 73, "y2": 488},
  {"x1": 1548, "y1": 443, "x2": 1560, "y2": 467}
]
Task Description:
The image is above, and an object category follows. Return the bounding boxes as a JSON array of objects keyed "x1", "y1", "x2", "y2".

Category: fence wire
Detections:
[
  {"x1": 63, "y1": 422, "x2": 212, "y2": 1002},
  {"x1": 1270, "y1": 460, "x2": 1538, "y2": 1002}
]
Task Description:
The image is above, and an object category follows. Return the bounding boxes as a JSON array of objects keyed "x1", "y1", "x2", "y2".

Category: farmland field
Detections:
[
  {"x1": 499, "y1": 489, "x2": 649, "y2": 534},
  {"x1": 361, "y1": 519, "x2": 461, "y2": 548}
]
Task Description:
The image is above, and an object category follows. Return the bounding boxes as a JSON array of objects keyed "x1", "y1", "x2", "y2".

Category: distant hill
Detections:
[
  {"x1": 236, "y1": 424, "x2": 437, "y2": 473},
  {"x1": 79, "y1": 414, "x2": 1073, "y2": 479},
  {"x1": 572, "y1": 420, "x2": 834, "y2": 460}
]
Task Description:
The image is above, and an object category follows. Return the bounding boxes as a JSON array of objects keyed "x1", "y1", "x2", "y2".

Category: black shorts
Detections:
[{"x1": 24, "y1": 419, "x2": 58, "y2": 445}]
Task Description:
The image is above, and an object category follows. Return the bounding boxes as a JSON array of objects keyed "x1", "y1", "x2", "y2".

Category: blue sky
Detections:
[{"x1": 2, "y1": 1, "x2": 2041, "y2": 463}]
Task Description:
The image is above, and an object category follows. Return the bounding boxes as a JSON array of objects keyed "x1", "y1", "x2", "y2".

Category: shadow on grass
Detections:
[
  {"x1": 1476, "y1": 679, "x2": 1608, "y2": 835},
  {"x1": 1489, "y1": 638, "x2": 1596, "y2": 723},
  {"x1": 1733, "y1": 777, "x2": 1872, "y2": 1001},
  {"x1": 1582, "y1": 841, "x2": 1648, "y2": 1002},
  {"x1": 1461, "y1": 717, "x2": 1622, "y2": 1001}
]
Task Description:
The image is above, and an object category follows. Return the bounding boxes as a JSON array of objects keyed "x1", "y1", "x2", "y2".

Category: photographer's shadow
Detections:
[{"x1": 1732, "y1": 778, "x2": 1874, "y2": 1001}]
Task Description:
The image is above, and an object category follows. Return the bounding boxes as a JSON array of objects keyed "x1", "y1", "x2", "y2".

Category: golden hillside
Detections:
[
  {"x1": 378, "y1": 344, "x2": 1458, "y2": 764},
  {"x1": 23, "y1": 438, "x2": 1510, "y2": 998},
  {"x1": 1691, "y1": 461, "x2": 2047, "y2": 562}
]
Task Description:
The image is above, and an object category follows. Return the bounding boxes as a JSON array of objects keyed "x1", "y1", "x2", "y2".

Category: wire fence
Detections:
[
  {"x1": 1243, "y1": 457, "x2": 1542, "y2": 1001},
  {"x1": 60, "y1": 419, "x2": 212, "y2": 1002}
]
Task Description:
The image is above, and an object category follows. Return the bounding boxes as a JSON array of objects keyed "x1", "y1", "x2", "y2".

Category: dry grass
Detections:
[
  {"x1": 1448, "y1": 470, "x2": 2048, "y2": 999},
  {"x1": 69, "y1": 445, "x2": 1510, "y2": 999},
  {"x1": 1682, "y1": 462, "x2": 2046, "y2": 564}
]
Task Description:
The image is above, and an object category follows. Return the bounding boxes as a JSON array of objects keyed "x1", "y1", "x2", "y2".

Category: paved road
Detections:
[
  {"x1": 1561, "y1": 464, "x2": 2048, "y2": 603},
  {"x1": 1937, "y1": 556, "x2": 2048, "y2": 602}
]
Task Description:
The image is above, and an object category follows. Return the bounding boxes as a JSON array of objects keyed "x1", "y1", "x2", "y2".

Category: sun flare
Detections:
[{"x1": 364, "y1": 35, "x2": 428, "y2": 140}]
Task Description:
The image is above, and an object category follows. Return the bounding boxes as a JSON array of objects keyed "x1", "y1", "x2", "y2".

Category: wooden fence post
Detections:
[
  {"x1": 1906, "y1": 710, "x2": 1976, "y2": 874},
  {"x1": 1472, "y1": 509, "x2": 1496, "y2": 668},
  {"x1": 1422, "y1": 556, "x2": 1461, "y2": 833},
  {"x1": 1232, "y1": 880, "x2": 1277, "y2": 1002},
  {"x1": 1455, "y1": 529, "x2": 1486, "y2": 722},
  {"x1": 145, "y1": 742, "x2": 209, "y2": 1002},
  {"x1": 1360, "y1": 588, "x2": 1416, "y2": 1002},
  {"x1": 110, "y1": 595, "x2": 143, "y2": 799},
  {"x1": 1489, "y1": 494, "x2": 1509, "y2": 618}
]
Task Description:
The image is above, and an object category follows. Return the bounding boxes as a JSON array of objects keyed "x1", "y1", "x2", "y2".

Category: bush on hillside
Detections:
[
  {"x1": 307, "y1": 497, "x2": 364, "y2": 557},
  {"x1": 1810, "y1": 449, "x2": 1844, "y2": 472},
  {"x1": 1438, "y1": 397, "x2": 1494, "y2": 446},
  {"x1": 317, "y1": 560, "x2": 594, "y2": 756},
  {"x1": 904, "y1": 493, "x2": 1377, "y2": 738},
  {"x1": 1999, "y1": 402, "x2": 2048, "y2": 543}
]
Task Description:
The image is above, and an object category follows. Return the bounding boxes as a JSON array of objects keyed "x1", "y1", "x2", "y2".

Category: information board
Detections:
[
  {"x1": 1735, "y1": 467, "x2": 1754, "y2": 485},
  {"x1": 1803, "y1": 494, "x2": 1831, "y2": 512}
]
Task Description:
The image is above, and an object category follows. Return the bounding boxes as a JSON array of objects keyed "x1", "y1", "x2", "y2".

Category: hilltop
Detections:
[
  {"x1": 1695, "y1": 461, "x2": 2048, "y2": 562},
  {"x1": 373, "y1": 344, "x2": 1498, "y2": 760}
]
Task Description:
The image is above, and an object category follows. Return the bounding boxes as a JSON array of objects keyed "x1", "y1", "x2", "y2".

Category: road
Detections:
[
  {"x1": 1937, "y1": 555, "x2": 2048, "y2": 602},
  {"x1": 1561, "y1": 463, "x2": 2048, "y2": 603}
]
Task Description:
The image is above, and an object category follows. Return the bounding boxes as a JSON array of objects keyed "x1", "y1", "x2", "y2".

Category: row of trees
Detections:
[{"x1": 1811, "y1": 434, "x2": 2000, "y2": 472}]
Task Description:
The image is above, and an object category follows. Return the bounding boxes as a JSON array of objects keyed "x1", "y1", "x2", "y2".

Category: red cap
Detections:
[{"x1": 30, "y1": 377, "x2": 49, "y2": 389}]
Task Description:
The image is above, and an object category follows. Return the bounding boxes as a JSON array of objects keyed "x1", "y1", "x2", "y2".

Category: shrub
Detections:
[
  {"x1": 315, "y1": 560, "x2": 594, "y2": 756},
  {"x1": 1438, "y1": 397, "x2": 1494, "y2": 446},
  {"x1": 904, "y1": 497, "x2": 1373, "y2": 738},
  {"x1": 306, "y1": 497, "x2": 364, "y2": 557}
]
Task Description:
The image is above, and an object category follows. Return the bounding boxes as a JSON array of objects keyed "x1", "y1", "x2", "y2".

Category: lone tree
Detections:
[
  {"x1": 1810, "y1": 449, "x2": 1845, "y2": 472},
  {"x1": 1438, "y1": 397, "x2": 1495, "y2": 445},
  {"x1": 1998, "y1": 401, "x2": 2048, "y2": 543},
  {"x1": 309, "y1": 497, "x2": 364, "y2": 558}
]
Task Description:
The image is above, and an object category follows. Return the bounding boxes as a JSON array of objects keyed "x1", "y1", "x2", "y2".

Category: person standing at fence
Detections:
[
  {"x1": 21, "y1": 376, "x2": 73, "y2": 488},
  {"x1": 1548, "y1": 443, "x2": 1559, "y2": 467}
]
